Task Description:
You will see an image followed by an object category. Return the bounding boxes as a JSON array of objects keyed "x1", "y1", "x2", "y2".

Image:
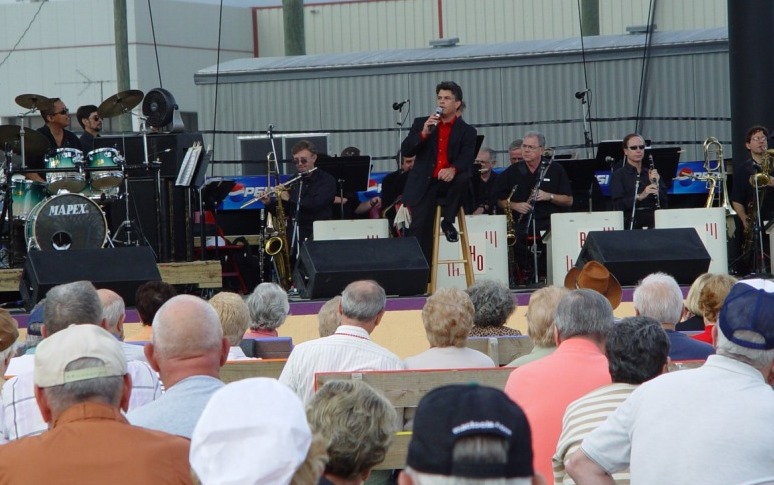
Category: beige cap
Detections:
[{"x1": 34, "y1": 324, "x2": 127, "y2": 388}]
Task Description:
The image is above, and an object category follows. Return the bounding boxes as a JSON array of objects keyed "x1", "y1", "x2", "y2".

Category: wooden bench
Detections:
[
  {"x1": 466, "y1": 336, "x2": 534, "y2": 366},
  {"x1": 220, "y1": 359, "x2": 287, "y2": 382},
  {"x1": 315, "y1": 367, "x2": 514, "y2": 470}
]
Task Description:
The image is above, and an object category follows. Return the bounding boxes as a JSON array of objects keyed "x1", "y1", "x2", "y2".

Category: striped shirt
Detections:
[
  {"x1": 553, "y1": 383, "x2": 638, "y2": 485},
  {"x1": 279, "y1": 325, "x2": 403, "y2": 404}
]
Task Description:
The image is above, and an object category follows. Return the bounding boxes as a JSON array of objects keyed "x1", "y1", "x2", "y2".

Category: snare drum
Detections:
[
  {"x1": 45, "y1": 148, "x2": 86, "y2": 194},
  {"x1": 87, "y1": 148, "x2": 124, "y2": 189},
  {"x1": 10, "y1": 176, "x2": 46, "y2": 220},
  {"x1": 25, "y1": 193, "x2": 108, "y2": 251}
]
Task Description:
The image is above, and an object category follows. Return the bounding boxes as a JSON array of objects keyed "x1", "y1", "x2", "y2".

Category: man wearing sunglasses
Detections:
[
  {"x1": 609, "y1": 133, "x2": 668, "y2": 230},
  {"x1": 260, "y1": 140, "x2": 336, "y2": 250},
  {"x1": 76, "y1": 104, "x2": 102, "y2": 154},
  {"x1": 27, "y1": 98, "x2": 82, "y2": 184}
]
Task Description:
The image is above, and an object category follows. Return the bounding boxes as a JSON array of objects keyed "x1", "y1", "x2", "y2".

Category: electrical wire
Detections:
[
  {"x1": 575, "y1": 0, "x2": 595, "y2": 152},
  {"x1": 209, "y1": 0, "x2": 225, "y2": 176},
  {"x1": 0, "y1": 1, "x2": 46, "y2": 71},
  {"x1": 635, "y1": 0, "x2": 658, "y2": 134},
  {"x1": 147, "y1": 0, "x2": 163, "y2": 88}
]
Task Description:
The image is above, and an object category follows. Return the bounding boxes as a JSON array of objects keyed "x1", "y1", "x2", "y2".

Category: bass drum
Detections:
[{"x1": 25, "y1": 193, "x2": 108, "y2": 251}]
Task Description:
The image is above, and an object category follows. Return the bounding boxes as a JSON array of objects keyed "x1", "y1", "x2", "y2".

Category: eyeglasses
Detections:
[
  {"x1": 89, "y1": 115, "x2": 101, "y2": 121},
  {"x1": 293, "y1": 158, "x2": 309, "y2": 165},
  {"x1": 521, "y1": 144, "x2": 541, "y2": 151},
  {"x1": 751, "y1": 136, "x2": 768, "y2": 142},
  {"x1": 56, "y1": 109, "x2": 69, "y2": 115},
  {"x1": 627, "y1": 145, "x2": 646, "y2": 150}
]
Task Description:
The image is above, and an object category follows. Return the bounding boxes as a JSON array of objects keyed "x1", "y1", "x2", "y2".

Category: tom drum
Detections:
[{"x1": 44, "y1": 148, "x2": 86, "y2": 194}]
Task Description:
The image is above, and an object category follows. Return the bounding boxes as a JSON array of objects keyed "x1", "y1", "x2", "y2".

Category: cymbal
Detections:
[
  {"x1": 0, "y1": 125, "x2": 51, "y2": 157},
  {"x1": 15, "y1": 94, "x2": 50, "y2": 111},
  {"x1": 98, "y1": 89, "x2": 144, "y2": 118}
]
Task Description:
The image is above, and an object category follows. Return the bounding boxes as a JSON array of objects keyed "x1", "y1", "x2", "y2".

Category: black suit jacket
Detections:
[{"x1": 399, "y1": 115, "x2": 477, "y2": 206}]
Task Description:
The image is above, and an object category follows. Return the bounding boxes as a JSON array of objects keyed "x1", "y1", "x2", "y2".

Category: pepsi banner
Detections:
[{"x1": 595, "y1": 160, "x2": 713, "y2": 196}]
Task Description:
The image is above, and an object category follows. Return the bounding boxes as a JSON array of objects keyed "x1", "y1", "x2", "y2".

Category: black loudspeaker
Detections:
[
  {"x1": 576, "y1": 229, "x2": 711, "y2": 285},
  {"x1": 293, "y1": 238, "x2": 429, "y2": 299},
  {"x1": 94, "y1": 132, "x2": 204, "y2": 178},
  {"x1": 20, "y1": 247, "x2": 161, "y2": 311}
]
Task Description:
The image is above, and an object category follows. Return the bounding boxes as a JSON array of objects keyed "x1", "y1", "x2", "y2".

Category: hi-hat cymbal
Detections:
[
  {"x1": 0, "y1": 125, "x2": 51, "y2": 157},
  {"x1": 15, "y1": 94, "x2": 50, "y2": 111},
  {"x1": 98, "y1": 89, "x2": 144, "y2": 118}
]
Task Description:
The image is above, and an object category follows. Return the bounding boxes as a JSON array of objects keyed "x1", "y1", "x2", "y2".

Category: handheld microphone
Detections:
[
  {"x1": 574, "y1": 89, "x2": 590, "y2": 100},
  {"x1": 392, "y1": 99, "x2": 409, "y2": 111},
  {"x1": 428, "y1": 107, "x2": 443, "y2": 133}
]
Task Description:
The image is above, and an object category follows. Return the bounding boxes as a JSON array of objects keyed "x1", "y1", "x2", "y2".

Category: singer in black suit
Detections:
[
  {"x1": 610, "y1": 133, "x2": 667, "y2": 229},
  {"x1": 400, "y1": 81, "x2": 477, "y2": 264}
]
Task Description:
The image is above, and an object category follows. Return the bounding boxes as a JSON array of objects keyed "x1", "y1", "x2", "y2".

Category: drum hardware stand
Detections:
[
  {"x1": 0, "y1": 148, "x2": 15, "y2": 267},
  {"x1": 111, "y1": 163, "x2": 141, "y2": 247}
]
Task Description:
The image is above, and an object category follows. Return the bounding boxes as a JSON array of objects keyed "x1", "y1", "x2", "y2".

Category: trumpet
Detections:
[{"x1": 240, "y1": 167, "x2": 317, "y2": 209}]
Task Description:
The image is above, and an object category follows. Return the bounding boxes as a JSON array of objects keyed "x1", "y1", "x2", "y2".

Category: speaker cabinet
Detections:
[
  {"x1": 576, "y1": 229, "x2": 711, "y2": 285},
  {"x1": 20, "y1": 247, "x2": 161, "y2": 311},
  {"x1": 293, "y1": 238, "x2": 429, "y2": 299}
]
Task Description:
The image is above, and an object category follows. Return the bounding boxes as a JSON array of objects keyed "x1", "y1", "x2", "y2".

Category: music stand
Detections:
[
  {"x1": 555, "y1": 157, "x2": 610, "y2": 212},
  {"x1": 596, "y1": 139, "x2": 654, "y2": 170},
  {"x1": 316, "y1": 155, "x2": 371, "y2": 218},
  {"x1": 197, "y1": 179, "x2": 236, "y2": 260},
  {"x1": 645, "y1": 146, "x2": 681, "y2": 190}
]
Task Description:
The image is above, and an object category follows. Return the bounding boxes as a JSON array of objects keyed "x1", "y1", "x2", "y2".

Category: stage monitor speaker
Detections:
[
  {"x1": 575, "y1": 228, "x2": 711, "y2": 285},
  {"x1": 293, "y1": 238, "x2": 429, "y2": 299},
  {"x1": 20, "y1": 247, "x2": 161, "y2": 311}
]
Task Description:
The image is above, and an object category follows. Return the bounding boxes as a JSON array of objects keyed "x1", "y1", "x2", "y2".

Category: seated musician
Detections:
[
  {"x1": 494, "y1": 131, "x2": 572, "y2": 282},
  {"x1": 609, "y1": 133, "x2": 668, "y2": 229},
  {"x1": 468, "y1": 146, "x2": 499, "y2": 215},
  {"x1": 29, "y1": 98, "x2": 82, "y2": 183},
  {"x1": 260, "y1": 140, "x2": 336, "y2": 249}
]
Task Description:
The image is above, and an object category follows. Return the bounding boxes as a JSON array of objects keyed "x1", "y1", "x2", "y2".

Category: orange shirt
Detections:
[
  {"x1": 504, "y1": 338, "x2": 611, "y2": 485},
  {"x1": 0, "y1": 402, "x2": 193, "y2": 485}
]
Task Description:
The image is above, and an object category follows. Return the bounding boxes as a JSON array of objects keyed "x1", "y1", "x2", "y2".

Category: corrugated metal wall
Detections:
[
  {"x1": 255, "y1": 0, "x2": 727, "y2": 57},
  {"x1": 197, "y1": 37, "x2": 731, "y2": 177}
]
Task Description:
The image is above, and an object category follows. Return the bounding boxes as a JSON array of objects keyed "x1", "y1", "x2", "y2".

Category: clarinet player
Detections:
[{"x1": 610, "y1": 133, "x2": 668, "y2": 229}]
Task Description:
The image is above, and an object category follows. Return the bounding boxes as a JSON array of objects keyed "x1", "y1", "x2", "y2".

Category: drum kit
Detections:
[{"x1": 0, "y1": 90, "x2": 156, "y2": 263}]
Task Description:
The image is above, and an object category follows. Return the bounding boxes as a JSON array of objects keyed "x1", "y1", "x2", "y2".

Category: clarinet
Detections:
[{"x1": 649, "y1": 154, "x2": 660, "y2": 209}]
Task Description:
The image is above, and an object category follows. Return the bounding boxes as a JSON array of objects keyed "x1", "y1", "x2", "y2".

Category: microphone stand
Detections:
[
  {"x1": 752, "y1": 177, "x2": 766, "y2": 274},
  {"x1": 629, "y1": 176, "x2": 640, "y2": 230},
  {"x1": 577, "y1": 92, "x2": 593, "y2": 159},
  {"x1": 588, "y1": 183, "x2": 593, "y2": 213},
  {"x1": 291, "y1": 177, "x2": 304, "y2": 259}
]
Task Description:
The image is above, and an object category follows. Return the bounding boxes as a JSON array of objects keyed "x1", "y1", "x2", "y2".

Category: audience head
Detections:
[
  {"x1": 0, "y1": 309, "x2": 19, "y2": 372},
  {"x1": 564, "y1": 261, "x2": 622, "y2": 310},
  {"x1": 606, "y1": 316, "x2": 670, "y2": 385},
  {"x1": 191, "y1": 378, "x2": 327, "y2": 485},
  {"x1": 24, "y1": 299, "x2": 45, "y2": 353},
  {"x1": 698, "y1": 274, "x2": 737, "y2": 325},
  {"x1": 340, "y1": 280, "x2": 386, "y2": 328},
  {"x1": 317, "y1": 295, "x2": 342, "y2": 338},
  {"x1": 554, "y1": 289, "x2": 614, "y2": 343},
  {"x1": 422, "y1": 287, "x2": 475, "y2": 348},
  {"x1": 246, "y1": 282, "x2": 290, "y2": 332},
  {"x1": 684, "y1": 273, "x2": 712, "y2": 319},
  {"x1": 97, "y1": 289, "x2": 126, "y2": 340},
  {"x1": 135, "y1": 281, "x2": 177, "y2": 325},
  {"x1": 43, "y1": 281, "x2": 103, "y2": 336},
  {"x1": 466, "y1": 280, "x2": 516, "y2": 329},
  {"x1": 209, "y1": 292, "x2": 250, "y2": 347},
  {"x1": 149, "y1": 295, "x2": 227, "y2": 384},
  {"x1": 717, "y1": 279, "x2": 774, "y2": 371},
  {"x1": 526, "y1": 286, "x2": 569, "y2": 347},
  {"x1": 34, "y1": 324, "x2": 129, "y2": 421},
  {"x1": 633, "y1": 272, "x2": 683, "y2": 326},
  {"x1": 307, "y1": 380, "x2": 398, "y2": 482},
  {"x1": 401, "y1": 384, "x2": 534, "y2": 484}
]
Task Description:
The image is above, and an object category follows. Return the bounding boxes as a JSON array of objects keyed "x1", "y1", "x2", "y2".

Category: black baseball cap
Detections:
[{"x1": 406, "y1": 384, "x2": 534, "y2": 479}]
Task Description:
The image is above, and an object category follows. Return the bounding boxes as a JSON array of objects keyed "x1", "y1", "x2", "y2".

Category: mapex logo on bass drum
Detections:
[{"x1": 47, "y1": 204, "x2": 91, "y2": 216}]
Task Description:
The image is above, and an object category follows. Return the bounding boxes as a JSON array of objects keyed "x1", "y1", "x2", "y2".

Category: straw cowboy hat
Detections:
[{"x1": 564, "y1": 261, "x2": 622, "y2": 310}]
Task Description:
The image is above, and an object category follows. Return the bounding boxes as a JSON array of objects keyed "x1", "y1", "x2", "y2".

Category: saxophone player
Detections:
[
  {"x1": 494, "y1": 131, "x2": 573, "y2": 281},
  {"x1": 260, "y1": 140, "x2": 337, "y2": 250},
  {"x1": 609, "y1": 133, "x2": 668, "y2": 230},
  {"x1": 730, "y1": 125, "x2": 774, "y2": 272}
]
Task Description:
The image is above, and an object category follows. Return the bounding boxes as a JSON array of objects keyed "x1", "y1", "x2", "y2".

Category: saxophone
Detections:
[
  {"x1": 265, "y1": 188, "x2": 293, "y2": 291},
  {"x1": 505, "y1": 185, "x2": 518, "y2": 287},
  {"x1": 742, "y1": 149, "x2": 774, "y2": 254}
]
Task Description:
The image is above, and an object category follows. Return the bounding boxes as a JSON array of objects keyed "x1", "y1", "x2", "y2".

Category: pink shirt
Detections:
[
  {"x1": 243, "y1": 328, "x2": 279, "y2": 338},
  {"x1": 504, "y1": 338, "x2": 611, "y2": 485}
]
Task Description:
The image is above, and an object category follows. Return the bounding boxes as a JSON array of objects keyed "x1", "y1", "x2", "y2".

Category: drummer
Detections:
[
  {"x1": 76, "y1": 104, "x2": 102, "y2": 154},
  {"x1": 28, "y1": 98, "x2": 82, "y2": 183}
]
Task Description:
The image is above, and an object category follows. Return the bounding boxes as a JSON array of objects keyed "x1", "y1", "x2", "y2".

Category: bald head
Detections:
[
  {"x1": 152, "y1": 295, "x2": 224, "y2": 360},
  {"x1": 98, "y1": 289, "x2": 126, "y2": 337}
]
